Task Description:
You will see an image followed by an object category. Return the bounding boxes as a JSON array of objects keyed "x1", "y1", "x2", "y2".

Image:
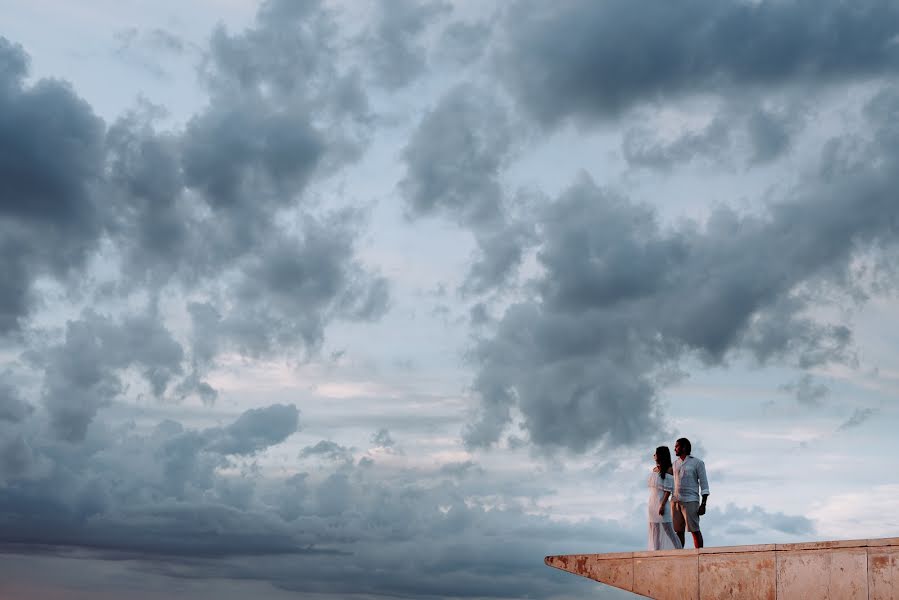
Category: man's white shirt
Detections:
[{"x1": 673, "y1": 455, "x2": 710, "y2": 502}]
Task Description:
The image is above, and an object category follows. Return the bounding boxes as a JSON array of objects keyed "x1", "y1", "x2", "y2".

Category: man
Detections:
[{"x1": 672, "y1": 437, "x2": 709, "y2": 548}]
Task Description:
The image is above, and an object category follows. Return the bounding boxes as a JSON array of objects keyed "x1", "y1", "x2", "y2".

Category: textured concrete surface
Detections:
[
  {"x1": 633, "y1": 553, "x2": 698, "y2": 600},
  {"x1": 545, "y1": 537, "x2": 899, "y2": 599},
  {"x1": 700, "y1": 549, "x2": 775, "y2": 600},
  {"x1": 868, "y1": 545, "x2": 898, "y2": 600}
]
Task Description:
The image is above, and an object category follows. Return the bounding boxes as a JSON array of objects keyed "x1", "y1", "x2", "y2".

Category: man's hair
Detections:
[{"x1": 676, "y1": 437, "x2": 692, "y2": 454}]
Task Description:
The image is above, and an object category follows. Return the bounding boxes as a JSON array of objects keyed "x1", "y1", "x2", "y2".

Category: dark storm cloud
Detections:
[
  {"x1": 498, "y1": 0, "x2": 899, "y2": 125},
  {"x1": 0, "y1": 405, "x2": 646, "y2": 599},
  {"x1": 0, "y1": 497, "x2": 314, "y2": 558},
  {"x1": 205, "y1": 404, "x2": 299, "y2": 456},
  {"x1": 37, "y1": 311, "x2": 184, "y2": 442},
  {"x1": 0, "y1": 404, "x2": 301, "y2": 557},
  {"x1": 747, "y1": 107, "x2": 794, "y2": 164},
  {"x1": 183, "y1": 213, "x2": 389, "y2": 358},
  {"x1": 0, "y1": 37, "x2": 28, "y2": 82},
  {"x1": 1, "y1": 0, "x2": 388, "y2": 407},
  {"x1": 97, "y1": 0, "x2": 376, "y2": 294},
  {"x1": 0, "y1": 38, "x2": 105, "y2": 335},
  {"x1": 435, "y1": 20, "x2": 491, "y2": 67},
  {"x1": 467, "y1": 145, "x2": 899, "y2": 450},
  {"x1": 96, "y1": 0, "x2": 388, "y2": 369},
  {"x1": 0, "y1": 382, "x2": 33, "y2": 423},
  {"x1": 0, "y1": 398, "x2": 818, "y2": 598},
  {"x1": 181, "y1": 104, "x2": 325, "y2": 213},
  {"x1": 469, "y1": 302, "x2": 490, "y2": 326},
  {"x1": 365, "y1": 0, "x2": 451, "y2": 89},
  {"x1": 105, "y1": 107, "x2": 192, "y2": 285},
  {"x1": 465, "y1": 220, "x2": 537, "y2": 294},
  {"x1": 401, "y1": 83, "x2": 511, "y2": 226},
  {"x1": 162, "y1": 0, "x2": 386, "y2": 360},
  {"x1": 0, "y1": 433, "x2": 39, "y2": 480}
]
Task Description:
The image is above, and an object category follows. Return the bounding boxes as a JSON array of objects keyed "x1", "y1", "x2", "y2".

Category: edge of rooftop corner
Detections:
[{"x1": 544, "y1": 536, "x2": 899, "y2": 566}]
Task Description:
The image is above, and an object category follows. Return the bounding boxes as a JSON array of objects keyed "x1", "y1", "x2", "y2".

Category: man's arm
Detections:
[{"x1": 697, "y1": 460, "x2": 710, "y2": 515}]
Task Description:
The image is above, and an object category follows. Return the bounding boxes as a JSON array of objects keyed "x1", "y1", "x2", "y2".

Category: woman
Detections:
[{"x1": 648, "y1": 445, "x2": 683, "y2": 551}]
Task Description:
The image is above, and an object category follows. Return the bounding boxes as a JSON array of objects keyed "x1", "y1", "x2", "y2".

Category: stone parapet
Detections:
[{"x1": 545, "y1": 536, "x2": 899, "y2": 599}]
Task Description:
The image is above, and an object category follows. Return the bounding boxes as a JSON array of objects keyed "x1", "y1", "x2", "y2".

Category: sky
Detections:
[{"x1": 1, "y1": 0, "x2": 899, "y2": 598}]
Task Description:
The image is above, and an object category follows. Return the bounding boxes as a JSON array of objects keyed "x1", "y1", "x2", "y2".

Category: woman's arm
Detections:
[{"x1": 659, "y1": 490, "x2": 671, "y2": 516}]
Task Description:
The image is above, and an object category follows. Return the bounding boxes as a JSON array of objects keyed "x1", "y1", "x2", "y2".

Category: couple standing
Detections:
[{"x1": 647, "y1": 437, "x2": 710, "y2": 551}]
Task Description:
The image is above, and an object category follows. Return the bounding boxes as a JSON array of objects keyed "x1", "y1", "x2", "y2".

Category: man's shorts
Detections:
[{"x1": 672, "y1": 500, "x2": 701, "y2": 533}]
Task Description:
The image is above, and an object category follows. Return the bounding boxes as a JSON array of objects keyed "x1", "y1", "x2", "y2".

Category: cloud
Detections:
[
  {"x1": 205, "y1": 404, "x2": 300, "y2": 456},
  {"x1": 5, "y1": 0, "x2": 392, "y2": 441},
  {"x1": 0, "y1": 422, "x2": 818, "y2": 600},
  {"x1": 37, "y1": 311, "x2": 184, "y2": 443},
  {"x1": 181, "y1": 103, "x2": 325, "y2": 209},
  {"x1": 114, "y1": 27, "x2": 187, "y2": 56},
  {"x1": 438, "y1": 460, "x2": 483, "y2": 479},
  {"x1": 400, "y1": 84, "x2": 536, "y2": 292},
  {"x1": 0, "y1": 403, "x2": 302, "y2": 555},
  {"x1": 212, "y1": 212, "x2": 390, "y2": 356},
  {"x1": 497, "y1": 0, "x2": 899, "y2": 125},
  {"x1": 837, "y1": 407, "x2": 878, "y2": 431},
  {"x1": 464, "y1": 219, "x2": 537, "y2": 294},
  {"x1": 299, "y1": 440, "x2": 352, "y2": 462},
  {"x1": 435, "y1": 20, "x2": 492, "y2": 67},
  {"x1": 400, "y1": 83, "x2": 512, "y2": 226},
  {"x1": 104, "y1": 107, "x2": 192, "y2": 286},
  {"x1": 370, "y1": 428, "x2": 395, "y2": 448},
  {"x1": 0, "y1": 37, "x2": 28, "y2": 83},
  {"x1": 203, "y1": 0, "x2": 369, "y2": 124},
  {"x1": 780, "y1": 374, "x2": 830, "y2": 407},
  {"x1": 746, "y1": 107, "x2": 794, "y2": 164},
  {"x1": 34, "y1": 0, "x2": 389, "y2": 387},
  {"x1": 467, "y1": 147, "x2": 899, "y2": 450},
  {"x1": 1, "y1": 0, "x2": 388, "y2": 353},
  {"x1": 623, "y1": 116, "x2": 731, "y2": 170},
  {"x1": 0, "y1": 434, "x2": 41, "y2": 481},
  {"x1": 364, "y1": 0, "x2": 452, "y2": 89},
  {"x1": 0, "y1": 382, "x2": 33, "y2": 423},
  {"x1": 112, "y1": 27, "x2": 190, "y2": 79},
  {"x1": 0, "y1": 37, "x2": 106, "y2": 335},
  {"x1": 99, "y1": 0, "x2": 378, "y2": 294},
  {"x1": 0, "y1": 0, "x2": 393, "y2": 458},
  {"x1": 623, "y1": 100, "x2": 806, "y2": 170},
  {"x1": 0, "y1": 403, "x2": 641, "y2": 599}
]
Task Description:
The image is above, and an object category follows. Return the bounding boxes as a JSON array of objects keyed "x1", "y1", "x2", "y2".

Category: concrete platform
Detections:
[{"x1": 545, "y1": 537, "x2": 899, "y2": 599}]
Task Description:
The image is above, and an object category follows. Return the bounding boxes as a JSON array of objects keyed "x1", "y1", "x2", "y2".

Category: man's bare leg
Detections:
[
  {"x1": 691, "y1": 531, "x2": 703, "y2": 548},
  {"x1": 676, "y1": 531, "x2": 685, "y2": 547}
]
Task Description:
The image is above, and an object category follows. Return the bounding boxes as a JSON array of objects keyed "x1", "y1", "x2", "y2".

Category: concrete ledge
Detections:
[{"x1": 545, "y1": 537, "x2": 899, "y2": 599}]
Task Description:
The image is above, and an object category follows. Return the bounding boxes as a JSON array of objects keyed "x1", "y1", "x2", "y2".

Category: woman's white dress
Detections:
[{"x1": 647, "y1": 470, "x2": 683, "y2": 551}]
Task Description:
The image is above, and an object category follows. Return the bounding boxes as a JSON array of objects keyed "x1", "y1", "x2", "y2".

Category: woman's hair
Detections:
[{"x1": 655, "y1": 446, "x2": 673, "y2": 480}]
